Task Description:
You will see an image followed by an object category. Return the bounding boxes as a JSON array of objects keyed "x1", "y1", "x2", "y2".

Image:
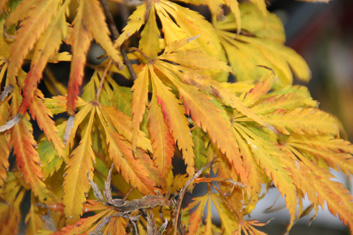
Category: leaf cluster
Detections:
[{"x1": 0, "y1": 0, "x2": 352, "y2": 234}]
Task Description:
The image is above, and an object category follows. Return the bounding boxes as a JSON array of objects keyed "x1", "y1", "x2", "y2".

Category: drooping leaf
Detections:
[
  {"x1": 29, "y1": 90, "x2": 65, "y2": 157},
  {"x1": 131, "y1": 65, "x2": 150, "y2": 152},
  {"x1": 139, "y1": 4, "x2": 159, "y2": 58},
  {"x1": 18, "y1": 1, "x2": 68, "y2": 115},
  {"x1": 185, "y1": 191, "x2": 210, "y2": 234},
  {"x1": 150, "y1": 68, "x2": 195, "y2": 176},
  {"x1": 233, "y1": 123, "x2": 298, "y2": 226},
  {"x1": 66, "y1": 1, "x2": 92, "y2": 115},
  {"x1": 170, "y1": 78, "x2": 247, "y2": 181},
  {"x1": 148, "y1": 86, "x2": 174, "y2": 178},
  {"x1": 114, "y1": 4, "x2": 146, "y2": 47},
  {"x1": 10, "y1": 88, "x2": 48, "y2": 201},
  {"x1": 7, "y1": 0, "x2": 61, "y2": 85},
  {"x1": 102, "y1": 106, "x2": 152, "y2": 152},
  {"x1": 288, "y1": 135, "x2": 353, "y2": 175},
  {"x1": 63, "y1": 104, "x2": 96, "y2": 224},
  {"x1": 97, "y1": 106, "x2": 157, "y2": 194}
]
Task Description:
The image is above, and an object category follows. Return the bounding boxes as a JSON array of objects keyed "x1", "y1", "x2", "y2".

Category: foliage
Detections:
[{"x1": 0, "y1": 0, "x2": 352, "y2": 234}]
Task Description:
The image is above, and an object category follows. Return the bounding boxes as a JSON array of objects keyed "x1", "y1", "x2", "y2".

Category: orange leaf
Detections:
[
  {"x1": 173, "y1": 79, "x2": 246, "y2": 180},
  {"x1": 29, "y1": 90, "x2": 65, "y2": 157},
  {"x1": 102, "y1": 106, "x2": 152, "y2": 152},
  {"x1": 83, "y1": 0, "x2": 123, "y2": 67},
  {"x1": 18, "y1": 1, "x2": 68, "y2": 115},
  {"x1": 7, "y1": 0, "x2": 61, "y2": 85},
  {"x1": 150, "y1": 68, "x2": 195, "y2": 176},
  {"x1": 11, "y1": 117, "x2": 48, "y2": 201},
  {"x1": 97, "y1": 107, "x2": 157, "y2": 194},
  {"x1": 148, "y1": 88, "x2": 174, "y2": 178},
  {"x1": 131, "y1": 65, "x2": 150, "y2": 152},
  {"x1": 67, "y1": 1, "x2": 92, "y2": 115}
]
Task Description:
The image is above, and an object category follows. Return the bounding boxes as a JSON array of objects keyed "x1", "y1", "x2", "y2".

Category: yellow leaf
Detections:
[
  {"x1": 7, "y1": 0, "x2": 61, "y2": 85},
  {"x1": 148, "y1": 88, "x2": 174, "y2": 178},
  {"x1": 131, "y1": 65, "x2": 150, "y2": 152},
  {"x1": 18, "y1": 1, "x2": 68, "y2": 115},
  {"x1": 4, "y1": 0, "x2": 40, "y2": 28},
  {"x1": 102, "y1": 107, "x2": 152, "y2": 152},
  {"x1": 63, "y1": 105, "x2": 96, "y2": 224},
  {"x1": 158, "y1": 1, "x2": 227, "y2": 72},
  {"x1": 169, "y1": 77, "x2": 247, "y2": 180},
  {"x1": 114, "y1": 4, "x2": 146, "y2": 47},
  {"x1": 287, "y1": 146, "x2": 353, "y2": 231},
  {"x1": 288, "y1": 134, "x2": 353, "y2": 175},
  {"x1": 30, "y1": 90, "x2": 65, "y2": 157},
  {"x1": 139, "y1": 5, "x2": 160, "y2": 58},
  {"x1": 263, "y1": 108, "x2": 339, "y2": 135},
  {"x1": 150, "y1": 68, "x2": 195, "y2": 176},
  {"x1": 0, "y1": 173, "x2": 26, "y2": 235},
  {"x1": 234, "y1": 123, "x2": 298, "y2": 226},
  {"x1": 67, "y1": 0, "x2": 92, "y2": 115},
  {"x1": 83, "y1": 0, "x2": 123, "y2": 67},
  {"x1": 38, "y1": 122, "x2": 68, "y2": 179},
  {"x1": 25, "y1": 195, "x2": 45, "y2": 235},
  {"x1": 65, "y1": 101, "x2": 92, "y2": 147},
  {"x1": 97, "y1": 106, "x2": 157, "y2": 194},
  {"x1": 168, "y1": 65, "x2": 266, "y2": 126},
  {"x1": 249, "y1": 0, "x2": 268, "y2": 16},
  {"x1": 185, "y1": 192, "x2": 210, "y2": 234}
]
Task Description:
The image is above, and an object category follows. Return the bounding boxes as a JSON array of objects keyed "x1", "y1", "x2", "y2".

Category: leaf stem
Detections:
[
  {"x1": 99, "y1": 0, "x2": 137, "y2": 81},
  {"x1": 174, "y1": 159, "x2": 215, "y2": 235},
  {"x1": 94, "y1": 59, "x2": 112, "y2": 102}
]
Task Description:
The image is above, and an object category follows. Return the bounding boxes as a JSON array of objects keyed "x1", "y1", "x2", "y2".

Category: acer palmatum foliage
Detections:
[{"x1": 1, "y1": 0, "x2": 352, "y2": 234}]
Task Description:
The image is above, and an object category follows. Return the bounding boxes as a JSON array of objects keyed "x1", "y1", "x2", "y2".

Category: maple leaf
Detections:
[
  {"x1": 17, "y1": 1, "x2": 68, "y2": 116},
  {"x1": 38, "y1": 122, "x2": 68, "y2": 179},
  {"x1": 148, "y1": 88, "x2": 174, "y2": 178},
  {"x1": 262, "y1": 108, "x2": 339, "y2": 135},
  {"x1": 29, "y1": 90, "x2": 65, "y2": 157},
  {"x1": 150, "y1": 67, "x2": 195, "y2": 176},
  {"x1": 97, "y1": 105, "x2": 158, "y2": 194},
  {"x1": 67, "y1": 0, "x2": 124, "y2": 115},
  {"x1": 286, "y1": 146, "x2": 353, "y2": 231},
  {"x1": 0, "y1": 173, "x2": 26, "y2": 235},
  {"x1": 10, "y1": 88, "x2": 49, "y2": 201},
  {"x1": 215, "y1": 3, "x2": 310, "y2": 88},
  {"x1": 131, "y1": 65, "x2": 150, "y2": 152},
  {"x1": 63, "y1": 103, "x2": 96, "y2": 223},
  {"x1": 288, "y1": 134, "x2": 353, "y2": 174},
  {"x1": 6, "y1": 0, "x2": 62, "y2": 85}
]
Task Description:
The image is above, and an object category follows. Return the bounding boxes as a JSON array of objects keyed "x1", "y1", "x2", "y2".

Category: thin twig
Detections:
[
  {"x1": 94, "y1": 59, "x2": 112, "y2": 102},
  {"x1": 173, "y1": 159, "x2": 215, "y2": 235},
  {"x1": 99, "y1": 0, "x2": 137, "y2": 81}
]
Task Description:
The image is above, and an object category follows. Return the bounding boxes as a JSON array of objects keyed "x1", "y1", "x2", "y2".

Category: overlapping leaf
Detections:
[
  {"x1": 6, "y1": 0, "x2": 61, "y2": 85},
  {"x1": 18, "y1": 0, "x2": 69, "y2": 115},
  {"x1": 67, "y1": 0, "x2": 123, "y2": 115},
  {"x1": 10, "y1": 88, "x2": 48, "y2": 201},
  {"x1": 97, "y1": 106, "x2": 158, "y2": 194},
  {"x1": 215, "y1": 3, "x2": 310, "y2": 87}
]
